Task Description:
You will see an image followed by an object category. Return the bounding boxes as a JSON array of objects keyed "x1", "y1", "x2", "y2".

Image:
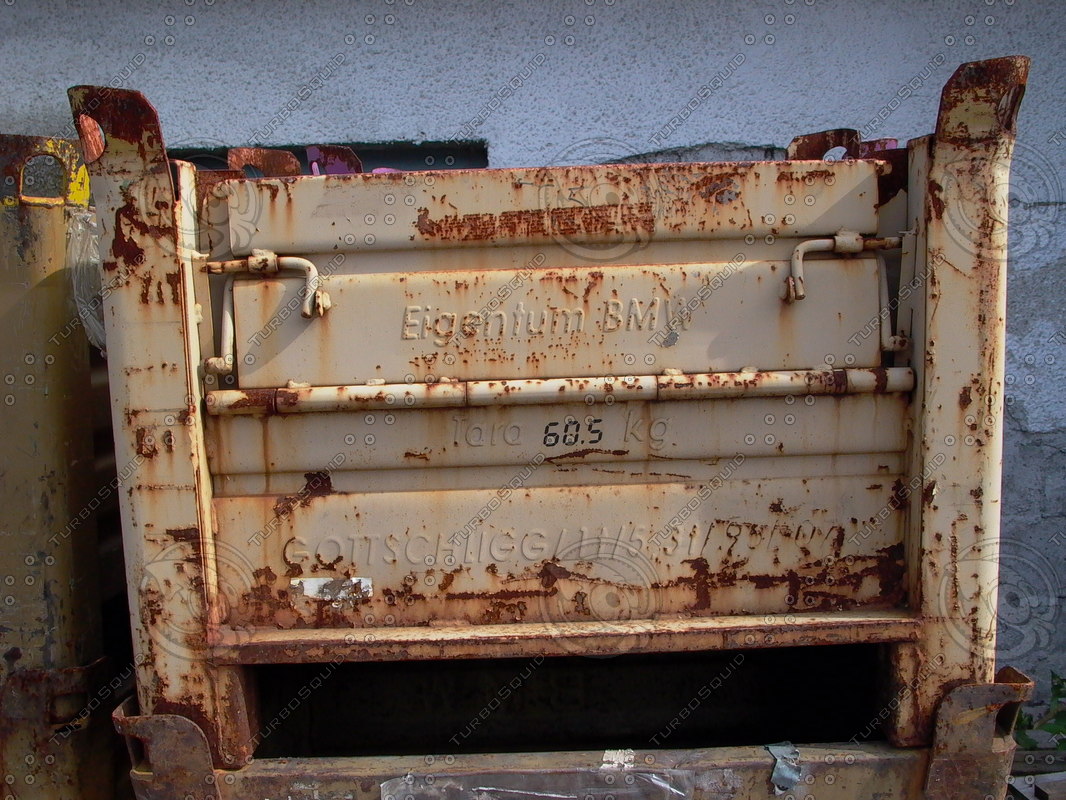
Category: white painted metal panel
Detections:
[
  {"x1": 206, "y1": 394, "x2": 909, "y2": 477},
  {"x1": 233, "y1": 257, "x2": 882, "y2": 387},
  {"x1": 213, "y1": 472, "x2": 905, "y2": 631},
  {"x1": 221, "y1": 160, "x2": 884, "y2": 255}
]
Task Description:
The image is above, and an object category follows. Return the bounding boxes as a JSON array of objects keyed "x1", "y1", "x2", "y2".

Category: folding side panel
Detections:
[
  {"x1": 234, "y1": 257, "x2": 883, "y2": 387},
  {"x1": 227, "y1": 160, "x2": 885, "y2": 388},
  {"x1": 222, "y1": 160, "x2": 884, "y2": 254},
  {"x1": 205, "y1": 390, "x2": 911, "y2": 635}
]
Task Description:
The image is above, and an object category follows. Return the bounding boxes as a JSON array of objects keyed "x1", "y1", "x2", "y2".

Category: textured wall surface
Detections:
[{"x1": 1, "y1": 0, "x2": 1062, "y2": 716}]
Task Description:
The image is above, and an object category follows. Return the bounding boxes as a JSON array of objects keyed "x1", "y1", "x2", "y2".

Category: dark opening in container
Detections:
[{"x1": 251, "y1": 644, "x2": 885, "y2": 757}]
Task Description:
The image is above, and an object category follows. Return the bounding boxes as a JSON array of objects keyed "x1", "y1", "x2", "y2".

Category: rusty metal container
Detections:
[
  {"x1": 71, "y1": 56, "x2": 1032, "y2": 799},
  {"x1": 0, "y1": 136, "x2": 114, "y2": 799}
]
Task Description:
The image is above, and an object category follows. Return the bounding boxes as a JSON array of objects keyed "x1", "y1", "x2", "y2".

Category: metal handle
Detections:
[
  {"x1": 785, "y1": 231, "x2": 902, "y2": 303},
  {"x1": 204, "y1": 249, "x2": 331, "y2": 376}
]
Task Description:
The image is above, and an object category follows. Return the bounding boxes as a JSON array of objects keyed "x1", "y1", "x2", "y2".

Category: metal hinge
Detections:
[{"x1": 0, "y1": 656, "x2": 109, "y2": 727}]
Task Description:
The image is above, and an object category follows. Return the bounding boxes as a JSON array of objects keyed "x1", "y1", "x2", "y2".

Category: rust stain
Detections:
[
  {"x1": 281, "y1": 538, "x2": 303, "y2": 578},
  {"x1": 445, "y1": 588, "x2": 550, "y2": 602},
  {"x1": 787, "y1": 129, "x2": 859, "y2": 160},
  {"x1": 870, "y1": 367, "x2": 889, "y2": 394},
  {"x1": 928, "y1": 178, "x2": 946, "y2": 220},
  {"x1": 414, "y1": 203, "x2": 655, "y2": 243},
  {"x1": 109, "y1": 185, "x2": 174, "y2": 273},
  {"x1": 544, "y1": 448, "x2": 628, "y2": 463},
  {"x1": 923, "y1": 480, "x2": 938, "y2": 507},
  {"x1": 315, "y1": 551, "x2": 343, "y2": 570},
  {"x1": 227, "y1": 147, "x2": 301, "y2": 177},
  {"x1": 164, "y1": 271, "x2": 181, "y2": 305},
  {"x1": 166, "y1": 526, "x2": 198, "y2": 542},
  {"x1": 437, "y1": 570, "x2": 458, "y2": 592},
  {"x1": 889, "y1": 479, "x2": 909, "y2": 511},
  {"x1": 111, "y1": 196, "x2": 147, "y2": 270},
  {"x1": 415, "y1": 208, "x2": 437, "y2": 236},
  {"x1": 538, "y1": 560, "x2": 574, "y2": 589},
  {"x1": 135, "y1": 427, "x2": 157, "y2": 458},
  {"x1": 272, "y1": 471, "x2": 335, "y2": 518},
  {"x1": 692, "y1": 175, "x2": 740, "y2": 204},
  {"x1": 680, "y1": 557, "x2": 713, "y2": 611},
  {"x1": 226, "y1": 388, "x2": 277, "y2": 414}
]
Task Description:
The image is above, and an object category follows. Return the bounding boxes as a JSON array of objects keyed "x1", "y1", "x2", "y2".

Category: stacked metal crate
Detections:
[{"x1": 0, "y1": 136, "x2": 117, "y2": 799}]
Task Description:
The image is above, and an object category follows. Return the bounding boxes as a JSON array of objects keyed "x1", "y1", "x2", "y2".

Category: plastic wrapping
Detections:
[
  {"x1": 66, "y1": 207, "x2": 106, "y2": 350},
  {"x1": 380, "y1": 769, "x2": 696, "y2": 800},
  {"x1": 765, "y1": 742, "x2": 801, "y2": 795}
]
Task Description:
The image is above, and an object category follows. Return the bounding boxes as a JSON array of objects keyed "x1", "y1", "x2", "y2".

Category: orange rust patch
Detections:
[
  {"x1": 414, "y1": 204, "x2": 654, "y2": 243},
  {"x1": 135, "y1": 427, "x2": 157, "y2": 458}
]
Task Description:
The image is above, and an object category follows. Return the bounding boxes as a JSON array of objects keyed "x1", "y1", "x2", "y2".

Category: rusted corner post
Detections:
[
  {"x1": 113, "y1": 697, "x2": 218, "y2": 800},
  {"x1": 0, "y1": 134, "x2": 112, "y2": 798},
  {"x1": 888, "y1": 55, "x2": 1030, "y2": 755},
  {"x1": 925, "y1": 667, "x2": 1033, "y2": 799},
  {"x1": 67, "y1": 86, "x2": 256, "y2": 769}
]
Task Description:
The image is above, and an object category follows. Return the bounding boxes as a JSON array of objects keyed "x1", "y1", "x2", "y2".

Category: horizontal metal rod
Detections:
[
  {"x1": 209, "y1": 610, "x2": 923, "y2": 664},
  {"x1": 205, "y1": 367, "x2": 915, "y2": 415}
]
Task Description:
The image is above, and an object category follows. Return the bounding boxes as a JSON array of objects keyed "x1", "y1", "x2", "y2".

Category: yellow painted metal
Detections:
[
  {"x1": 0, "y1": 135, "x2": 109, "y2": 798},
  {"x1": 0, "y1": 136, "x2": 90, "y2": 208}
]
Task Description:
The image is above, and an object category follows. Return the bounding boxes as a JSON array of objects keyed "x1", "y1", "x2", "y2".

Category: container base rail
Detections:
[{"x1": 112, "y1": 666, "x2": 1030, "y2": 799}]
